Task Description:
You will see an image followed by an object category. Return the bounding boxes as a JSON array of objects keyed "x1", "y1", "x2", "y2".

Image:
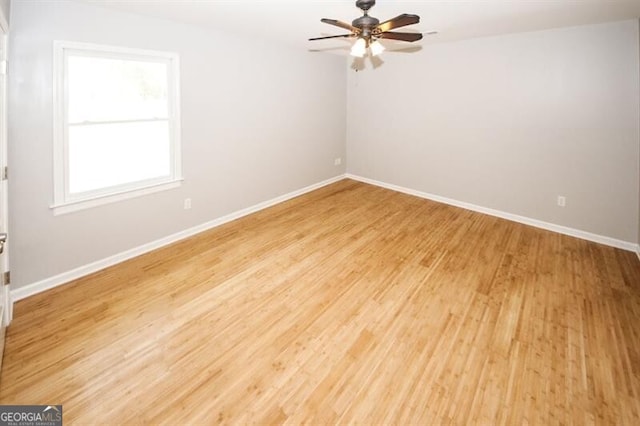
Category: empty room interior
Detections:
[{"x1": 0, "y1": 0, "x2": 640, "y2": 423}]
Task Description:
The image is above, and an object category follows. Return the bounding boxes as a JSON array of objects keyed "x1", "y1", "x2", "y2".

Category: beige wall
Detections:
[
  {"x1": 347, "y1": 20, "x2": 640, "y2": 244},
  {"x1": 8, "y1": 0, "x2": 347, "y2": 289}
]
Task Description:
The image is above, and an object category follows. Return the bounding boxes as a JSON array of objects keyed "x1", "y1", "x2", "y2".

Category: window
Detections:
[{"x1": 53, "y1": 41, "x2": 181, "y2": 214}]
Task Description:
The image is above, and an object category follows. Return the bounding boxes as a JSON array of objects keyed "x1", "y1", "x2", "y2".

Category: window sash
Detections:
[
  {"x1": 52, "y1": 41, "x2": 182, "y2": 214},
  {"x1": 64, "y1": 49, "x2": 171, "y2": 123},
  {"x1": 65, "y1": 120, "x2": 173, "y2": 199}
]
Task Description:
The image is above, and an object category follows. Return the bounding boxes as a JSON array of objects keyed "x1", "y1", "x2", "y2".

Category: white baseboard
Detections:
[
  {"x1": 346, "y1": 173, "x2": 639, "y2": 253},
  {"x1": 11, "y1": 174, "x2": 347, "y2": 303},
  {"x1": 10, "y1": 172, "x2": 640, "y2": 306}
]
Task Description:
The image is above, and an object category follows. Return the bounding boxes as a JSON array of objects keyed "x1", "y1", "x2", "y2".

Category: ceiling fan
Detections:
[{"x1": 309, "y1": 0, "x2": 423, "y2": 57}]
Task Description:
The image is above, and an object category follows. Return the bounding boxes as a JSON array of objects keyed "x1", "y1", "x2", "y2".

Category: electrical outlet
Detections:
[
  {"x1": 557, "y1": 196, "x2": 566, "y2": 207},
  {"x1": 184, "y1": 198, "x2": 192, "y2": 210},
  {"x1": 334, "y1": 157, "x2": 342, "y2": 166}
]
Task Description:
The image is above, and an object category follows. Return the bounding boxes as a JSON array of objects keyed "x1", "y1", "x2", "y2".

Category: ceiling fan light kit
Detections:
[{"x1": 310, "y1": 0, "x2": 423, "y2": 58}]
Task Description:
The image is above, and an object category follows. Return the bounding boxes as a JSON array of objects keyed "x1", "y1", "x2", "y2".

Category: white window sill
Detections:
[{"x1": 51, "y1": 178, "x2": 183, "y2": 215}]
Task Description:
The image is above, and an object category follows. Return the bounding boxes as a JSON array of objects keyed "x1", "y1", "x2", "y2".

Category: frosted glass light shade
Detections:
[
  {"x1": 350, "y1": 38, "x2": 367, "y2": 57},
  {"x1": 370, "y1": 40, "x2": 385, "y2": 56}
]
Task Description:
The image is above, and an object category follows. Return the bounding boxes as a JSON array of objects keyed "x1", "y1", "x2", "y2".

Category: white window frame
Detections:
[{"x1": 52, "y1": 41, "x2": 182, "y2": 215}]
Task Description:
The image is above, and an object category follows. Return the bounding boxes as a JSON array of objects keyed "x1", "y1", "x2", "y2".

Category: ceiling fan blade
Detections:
[
  {"x1": 321, "y1": 18, "x2": 359, "y2": 33},
  {"x1": 376, "y1": 14, "x2": 420, "y2": 33},
  {"x1": 379, "y1": 32, "x2": 423, "y2": 42},
  {"x1": 309, "y1": 34, "x2": 354, "y2": 41}
]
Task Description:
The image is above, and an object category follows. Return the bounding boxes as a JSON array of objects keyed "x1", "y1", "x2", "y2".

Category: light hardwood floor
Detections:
[{"x1": 1, "y1": 179, "x2": 640, "y2": 424}]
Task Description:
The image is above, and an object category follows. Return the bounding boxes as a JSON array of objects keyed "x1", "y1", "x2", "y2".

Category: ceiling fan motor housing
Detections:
[{"x1": 352, "y1": 15, "x2": 380, "y2": 33}]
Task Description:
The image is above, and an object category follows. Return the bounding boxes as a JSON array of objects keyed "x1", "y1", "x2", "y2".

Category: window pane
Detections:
[
  {"x1": 68, "y1": 121, "x2": 171, "y2": 194},
  {"x1": 67, "y1": 55, "x2": 169, "y2": 123}
]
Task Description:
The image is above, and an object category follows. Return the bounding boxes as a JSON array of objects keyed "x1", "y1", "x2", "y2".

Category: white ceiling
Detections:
[{"x1": 76, "y1": 0, "x2": 640, "y2": 53}]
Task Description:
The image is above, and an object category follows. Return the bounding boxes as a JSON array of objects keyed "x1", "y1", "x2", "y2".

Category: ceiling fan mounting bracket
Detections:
[{"x1": 355, "y1": 0, "x2": 376, "y2": 13}]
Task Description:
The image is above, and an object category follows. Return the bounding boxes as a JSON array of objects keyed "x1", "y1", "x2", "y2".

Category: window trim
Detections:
[{"x1": 52, "y1": 41, "x2": 182, "y2": 215}]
